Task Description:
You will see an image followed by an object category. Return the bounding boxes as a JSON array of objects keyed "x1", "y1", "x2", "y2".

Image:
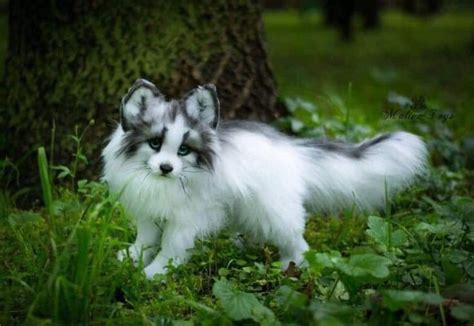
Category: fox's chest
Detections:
[{"x1": 109, "y1": 175, "x2": 180, "y2": 219}]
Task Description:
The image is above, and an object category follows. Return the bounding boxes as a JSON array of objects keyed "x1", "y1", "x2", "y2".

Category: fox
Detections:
[{"x1": 102, "y1": 79, "x2": 428, "y2": 279}]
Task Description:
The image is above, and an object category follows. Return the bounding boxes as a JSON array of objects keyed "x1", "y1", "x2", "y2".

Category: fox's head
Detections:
[{"x1": 116, "y1": 79, "x2": 219, "y2": 179}]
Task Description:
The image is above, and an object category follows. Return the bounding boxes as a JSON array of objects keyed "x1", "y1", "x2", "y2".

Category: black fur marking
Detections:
[
  {"x1": 123, "y1": 79, "x2": 163, "y2": 103},
  {"x1": 182, "y1": 131, "x2": 190, "y2": 142},
  {"x1": 121, "y1": 114, "x2": 131, "y2": 132},
  {"x1": 167, "y1": 100, "x2": 180, "y2": 122},
  {"x1": 202, "y1": 84, "x2": 220, "y2": 129},
  {"x1": 129, "y1": 119, "x2": 151, "y2": 132},
  {"x1": 139, "y1": 95, "x2": 147, "y2": 113},
  {"x1": 116, "y1": 130, "x2": 147, "y2": 159},
  {"x1": 300, "y1": 139, "x2": 364, "y2": 158},
  {"x1": 197, "y1": 98, "x2": 206, "y2": 108},
  {"x1": 115, "y1": 124, "x2": 167, "y2": 159},
  {"x1": 358, "y1": 133, "x2": 393, "y2": 151},
  {"x1": 181, "y1": 105, "x2": 201, "y2": 129},
  {"x1": 161, "y1": 127, "x2": 168, "y2": 139},
  {"x1": 182, "y1": 88, "x2": 197, "y2": 99},
  {"x1": 194, "y1": 129, "x2": 216, "y2": 171},
  {"x1": 299, "y1": 133, "x2": 394, "y2": 159}
]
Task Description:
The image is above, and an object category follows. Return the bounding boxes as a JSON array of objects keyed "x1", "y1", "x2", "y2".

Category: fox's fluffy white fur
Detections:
[{"x1": 102, "y1": 79, "x2": 428, "y2": 279}]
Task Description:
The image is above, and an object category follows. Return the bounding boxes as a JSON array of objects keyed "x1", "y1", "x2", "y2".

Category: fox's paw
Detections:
[
  {"x1": 143, "y1": 261, "x2": 167, "y2": 280},
  {"x1": 117, "y1": 248, "x2": 131, "y2": 261},
  {"x1": 117, "y1": 245, "x2": 154, "y2": 267}
]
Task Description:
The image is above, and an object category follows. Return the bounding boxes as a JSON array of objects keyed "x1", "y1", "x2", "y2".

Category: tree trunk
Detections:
[
  {"x1": 359, "y1": 0, "x2": 380, "y2": 30},
  {"x1": 1, "y1": 0, "x2": 283, "y2": 198},
  {"x1": 322, "y1": 0, "x2": 356, "y2": 40}
]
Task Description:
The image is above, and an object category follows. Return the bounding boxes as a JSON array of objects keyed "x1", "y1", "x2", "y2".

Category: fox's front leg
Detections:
[
  {"x1": 143, "y1": 220, "x2": 198, "y2": 279},
  {"x1": 117, "y1": 218, "x2": 161, "y2": 267}
]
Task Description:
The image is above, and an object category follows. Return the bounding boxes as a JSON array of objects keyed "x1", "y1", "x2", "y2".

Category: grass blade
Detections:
[{"x1": 38, "y1": 147, "x2": 54, "y2": 216}]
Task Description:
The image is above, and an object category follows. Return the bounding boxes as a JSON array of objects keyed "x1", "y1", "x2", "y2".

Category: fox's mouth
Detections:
[{"x1": 152, "y1": 172, "x2": 174, "y2": 179}]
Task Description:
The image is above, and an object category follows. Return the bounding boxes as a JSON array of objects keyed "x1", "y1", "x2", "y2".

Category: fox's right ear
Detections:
[{"x1": 120, "y1": 79, "x2": 164, "y2": 131}]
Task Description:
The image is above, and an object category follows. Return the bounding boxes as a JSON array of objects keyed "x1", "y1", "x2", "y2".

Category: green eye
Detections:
[
  {"x1": 178, "y1": 144, "x2": 191, "y2": 156},
  {"x1": 148, "y1": 138, "x2": 161, "y2": 151}
]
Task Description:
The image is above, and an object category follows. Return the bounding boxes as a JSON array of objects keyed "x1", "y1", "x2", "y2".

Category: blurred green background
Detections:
[
  {"x1": 1, "y1": 5, "x2": 472, "y2": 135},
  {"x1": 264, "y1": 10, "x2": 474, "y2": 136}
]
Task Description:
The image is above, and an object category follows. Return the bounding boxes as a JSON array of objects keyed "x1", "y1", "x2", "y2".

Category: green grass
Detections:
[
  {"x1": 1, "y1": 9, "x2": 474, "y2": 326},
  {"x1": 1, "y1": 100, "x2": 473, "y2": 325}
]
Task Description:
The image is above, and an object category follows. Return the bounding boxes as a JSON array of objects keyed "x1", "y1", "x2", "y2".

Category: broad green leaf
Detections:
[
  {"x1": 366, "y1": 215, "x2": 407, "y2": 248},
  {"x1": 340, "y1": 254, "x2": 392, "y2": 279},
  {"x1": 451, "y1": 304, "x2": 474, "y2": 321},
  {"x1": 441, "y1": 256, "x2": 464, "y2": 285},
  {"x1": 415, "y1": 220, "x2": 463, "y2": 237},
  {"x1": 309, "y1": 301, "x2": 355, "y2": 325},
  {"x1": 414, "y1": 222, "x2": 437, "y2": 234},
  {"x1": 447, "y1": 249, "x2": 469, "y2": 264},
  {"x1": 275, "y1": 286, "x2": 308, "y2": 310},
  {"x1": 284, "y1": 97, "x2": 317, "y2": 113},
  {"x1": 305, "y1": 250, "x2": 343, "y2": 272},
  {"x1": 290, "y1": 118, "x2": 304, "y2": 133},
  {"x1": 383, "y1": 290, "x2": 444, "y2": 311},
  {"x1": 212, "y1": 279, "x2": 276, "y2": 323},
  {"x1": 464, "y1": 260, "x2": 474, "y2": 278}
]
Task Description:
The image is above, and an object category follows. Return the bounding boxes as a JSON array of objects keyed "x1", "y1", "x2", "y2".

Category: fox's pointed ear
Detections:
[
  {"x1": 184, "y1": 84, "x2": 220, "y2": 128},
  {"x1": 120, "y1": 79, "x2": 164, "y2": 131}
]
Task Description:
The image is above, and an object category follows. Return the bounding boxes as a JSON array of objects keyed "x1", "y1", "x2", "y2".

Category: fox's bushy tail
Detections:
[{"x1": 298, "y1": 132, "x2": 428, "y2": 212}]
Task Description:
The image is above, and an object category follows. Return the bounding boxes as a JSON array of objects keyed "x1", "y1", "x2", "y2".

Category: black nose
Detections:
[{"x1": 159, "y1": 163, "x2": 173, "y2": 174}]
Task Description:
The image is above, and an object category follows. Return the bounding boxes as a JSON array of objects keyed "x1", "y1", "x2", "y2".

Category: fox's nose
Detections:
[{"x1": 159, "y1": 163, "x2": 173, "y2": 175}]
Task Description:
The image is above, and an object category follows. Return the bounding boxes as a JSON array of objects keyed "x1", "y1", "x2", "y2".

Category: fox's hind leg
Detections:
[
  {"x1": 239, "y1": 196, "x2": 310, "y2": 269},
  {"x1": 278, "y1": 234, "x2": 309, "y2": 269},
  {"x1": 263, "y1": 196, "x2": 310, "y2": 268},
  {"x1": 271, "y1": 204, "x2": 310, "y2": 269}
]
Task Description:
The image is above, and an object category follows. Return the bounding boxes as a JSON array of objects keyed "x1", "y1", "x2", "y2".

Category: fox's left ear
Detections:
[{"x1": 184, "y1": 84, "x2": 220, "y2": 128}]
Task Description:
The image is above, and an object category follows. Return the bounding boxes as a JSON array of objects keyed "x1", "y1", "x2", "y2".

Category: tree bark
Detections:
[{"x1": 1, "y1": 0, "x2": 283, "y2": 197}]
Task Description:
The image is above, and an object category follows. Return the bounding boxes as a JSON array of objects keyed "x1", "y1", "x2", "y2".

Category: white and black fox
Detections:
[{"x1": 102, "y1": 79, "x2": 428, "y2": 279}]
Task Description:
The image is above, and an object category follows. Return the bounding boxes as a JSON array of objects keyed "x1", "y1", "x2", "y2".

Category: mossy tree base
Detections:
[{"x1": 2, "y1": 0, "x2": 282, "y2": 197}]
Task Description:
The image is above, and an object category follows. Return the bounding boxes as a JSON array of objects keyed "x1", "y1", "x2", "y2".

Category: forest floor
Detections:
[{"x1": 1, "y1": 10, "x2": 474, "y2": 325}]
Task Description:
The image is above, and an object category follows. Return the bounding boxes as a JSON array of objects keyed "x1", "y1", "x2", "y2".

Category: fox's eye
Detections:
[
  {"x1": 148, "y1": 138, "x2": 161, "y2": 151},
  {"x1": 178, "y1": 144, "x2": 191, "y2": 156}
]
